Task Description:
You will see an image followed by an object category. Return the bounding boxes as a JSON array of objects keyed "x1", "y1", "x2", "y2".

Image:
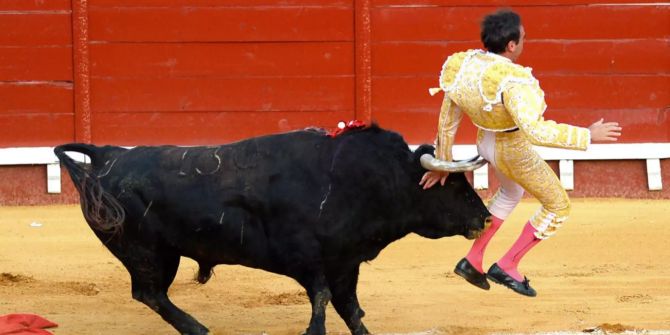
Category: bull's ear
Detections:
[{"x1": 413, "y1": 144, "x2": 435, "y2": 165}]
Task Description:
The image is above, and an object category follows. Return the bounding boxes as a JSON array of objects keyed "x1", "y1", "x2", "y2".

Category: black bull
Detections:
[{"x1": 55, "y1": 125, "x2": 491, "y2": 335}]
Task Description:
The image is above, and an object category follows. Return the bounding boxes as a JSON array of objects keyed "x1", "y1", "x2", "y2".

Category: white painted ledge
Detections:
[
  {"x1": 412, "y1": 143, "x2": 670, "y2": 191},
  {"x1": 0, "y1": 147, "x2": 87, "y2": 193},
  {"x1": 0, "y1": 143, "x2": 669, "y2": 193}
]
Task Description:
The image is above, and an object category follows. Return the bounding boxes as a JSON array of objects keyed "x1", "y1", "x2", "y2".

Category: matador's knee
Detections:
[{"x1": 530, "y1": 200, "x2": 571, "y2": 240}]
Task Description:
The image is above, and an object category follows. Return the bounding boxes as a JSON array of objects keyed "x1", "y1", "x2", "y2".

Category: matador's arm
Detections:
[
  {"x1": 503, "y1": 83, "x2": 590, "y2": 150},
  {"x1": 434, "y1": 95, "x2": 463, "y2": 161}
]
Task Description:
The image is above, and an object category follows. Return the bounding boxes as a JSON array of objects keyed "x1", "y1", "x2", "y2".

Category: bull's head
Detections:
[{"x1": 411, "y1": 145, "x2": 492, "y2": 240}]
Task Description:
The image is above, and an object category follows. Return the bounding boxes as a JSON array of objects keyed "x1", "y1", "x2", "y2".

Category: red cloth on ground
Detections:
[{"x1": 0, "y1": 314, "x2": 58, "y2": 335}]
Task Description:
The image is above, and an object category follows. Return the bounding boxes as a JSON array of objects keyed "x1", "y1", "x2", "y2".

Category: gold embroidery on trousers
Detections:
[{"x1": 491, "y1": 131, "x2": 570, "y2": 239}]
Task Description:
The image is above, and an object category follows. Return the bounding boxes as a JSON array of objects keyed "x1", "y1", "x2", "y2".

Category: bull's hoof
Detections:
[
  {"x1": 454, "y1": 258, "x2": 490, "y2": 290},
  {"x1": 486, "y1": 263, "x2": 536, "y2": 297},
  {"x1": 352, "y1": 324, "x2": 370, "y2": 335},
  {"x1": 303, "y1": 325, "x2": 326, "y2": 335},
  {"x1": 180, "y1": 323, "x2": 209, "y2": 335}
]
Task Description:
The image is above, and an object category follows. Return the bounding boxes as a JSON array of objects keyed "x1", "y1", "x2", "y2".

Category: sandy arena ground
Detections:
[{"x1": 1, "y1": 199, "x2": 669, "y2": 335}]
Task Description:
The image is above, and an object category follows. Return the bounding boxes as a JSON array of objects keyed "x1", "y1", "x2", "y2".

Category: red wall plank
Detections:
[
  {"x1": 91, "y1": 77, "x2": 354, "y2": 112},
  {"x1": 372, "y1": 39, "x2": 670, "y2": 75},
  {"x1": 0, "y1": 4, "x2": 74, "y2": 150},
  {"x1": 374, "y1": 108, "x2": 669, "y2": 145},
  {"x1": 373, "y1": 0, "x2": 663, "y2": 5},
  {"x1": 543, "y1": 108, "x2": 670, "y2": 143},
  {"x1": 89, "y1": 7, "x2": 353, "y2": 42},
  {"x1": 0, "y1": 83, "x2": 73, "y2": 114},
  {"x1": 373, "y1": 75, "x2": 669, "y2": 113},
  {"x1": 0, "y1": 1, "x2": 70, "y2": 10},
  {"x1": 372, "y1": 109, "x2": 473, "y2": 144},
  {"x1": 92, "y1": 111, "x2": 352, "y2": 145},
  {"x1": 90, "y1": 43, "x2": 353, "y2": 77},
  {"x1": 0, "y1": 114, "x2": 74, "y2": 147},
  {"x1": 90, "y1": 0, "x2": 350, "y2": 6},
  {"x1": 524, "y1": 40, "x2": 670, "y2": 74},
  {"x1": 540, "y1": 75, "x2": 669, "y2": 110},
  {"x1": 372, "y1": 74, "x2": 669, "y2": 144},
  {"x1": 372, "y1": 5, "x2": 670, "y2": 41},
  {"x1": 0, "y1": 13, "x2": 71, "y2": 46},
  {"x1": 0, "y1": 46, "x2": 72, "y2": 81},
  {"x1": 373, "y1": 41, "x2": 477, "y2": 76}
]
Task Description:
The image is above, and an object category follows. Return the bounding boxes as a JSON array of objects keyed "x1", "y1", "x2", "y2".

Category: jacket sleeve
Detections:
[
  {"x1": 503, "y1": 83, "x2": 590, "y2": 150},
  {"x1": 435, "y1": 95, "x2": 463, "y2": 161}
]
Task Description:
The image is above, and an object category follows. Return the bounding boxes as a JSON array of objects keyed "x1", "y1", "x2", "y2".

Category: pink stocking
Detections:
[
  {"x1": 465, "y1": 215, "x2": 504, "y2": 273},
  {"x1": 496, "y1": 221, "x2": 541, "y2": 281}
]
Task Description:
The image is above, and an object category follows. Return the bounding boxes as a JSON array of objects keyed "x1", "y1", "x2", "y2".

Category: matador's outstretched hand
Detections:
[{"x1": 588, "y1": 118, "x2": 622, "y2": 142}]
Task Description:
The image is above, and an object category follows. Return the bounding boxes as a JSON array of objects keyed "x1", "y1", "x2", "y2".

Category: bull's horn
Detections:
[{"x1": 420, "y1": 154, "x2": 487, "y2": 172}]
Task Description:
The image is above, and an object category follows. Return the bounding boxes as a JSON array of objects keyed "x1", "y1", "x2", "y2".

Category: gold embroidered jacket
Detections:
[{"x1": 431, "y1": 49, "x2": 590, "y2": 161}]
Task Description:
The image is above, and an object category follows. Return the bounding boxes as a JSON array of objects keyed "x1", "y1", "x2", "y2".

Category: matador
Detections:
[{"x1": 420, "y1": 10, "x2": 621, "y2": 296}]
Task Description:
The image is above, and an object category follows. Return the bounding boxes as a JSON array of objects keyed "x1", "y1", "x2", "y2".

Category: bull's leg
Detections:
[
  {"x1": 326, "y1": 266, "x2": 369, "y2": 335},
  {"x1": 132, "y1": 287, "x2": 208, "y2": 335},
  {"x1": 118, "y1": 244, "x2": 209, "y2": 335},
  {"x1": 297, "y1": 274, "x2": 332, "y2": 335}
]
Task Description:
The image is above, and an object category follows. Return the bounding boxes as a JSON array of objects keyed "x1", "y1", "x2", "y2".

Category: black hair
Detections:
[{"x1": 480, "y1": 9, "x2": 522, "y2": 54}]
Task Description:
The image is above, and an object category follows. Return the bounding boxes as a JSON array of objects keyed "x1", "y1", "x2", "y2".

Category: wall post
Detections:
[
  {"x1": 72, "y1": 0, "x2": 92, "y2": 143},
  {"x1": 354, "y1": 0, "x2": 372, "y2": 123}
]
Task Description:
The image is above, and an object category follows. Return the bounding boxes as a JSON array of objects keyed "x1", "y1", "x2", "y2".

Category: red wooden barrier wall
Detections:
[
  {"x1": 87, "y1": 0, "x2": 355, "y2": 145},
  {"x1": 0, "y1": 0, "x2": 73, "y2": 147},
  {"x1": 371, "y1": 2, "x2": 670, "y2": 144},
  {"x1": 0, "y1": 1, "x2": 668, "y2": 204}
]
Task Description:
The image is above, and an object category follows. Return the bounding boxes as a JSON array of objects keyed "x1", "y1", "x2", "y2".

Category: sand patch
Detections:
[
  {"x1": 1, "y1": 201, "x2": 669, "y2": 334},
  {"x1": 0, "y1": 272, "x2": 35, "y2": 285},
  {"x1": 242, "y1": 290, "x2": 309, "y2": 308}
]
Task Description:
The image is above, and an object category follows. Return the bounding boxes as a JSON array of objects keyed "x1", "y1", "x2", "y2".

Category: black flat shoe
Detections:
[
  {"x1": 486, "y1": 263, "x2": 537, "y2": 297},
  {"x1": 454, "y1": 258, "x2": 490, "y2": 290}
]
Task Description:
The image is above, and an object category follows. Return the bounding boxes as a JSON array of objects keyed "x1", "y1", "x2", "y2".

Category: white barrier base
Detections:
[{"x1": 0, "y1": 143, "x2": 669, "y2": 193}]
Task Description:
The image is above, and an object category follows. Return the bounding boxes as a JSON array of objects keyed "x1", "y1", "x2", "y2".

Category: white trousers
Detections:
[{"x1": 477, "y1": 130, "x2": 525, "y2": 220}]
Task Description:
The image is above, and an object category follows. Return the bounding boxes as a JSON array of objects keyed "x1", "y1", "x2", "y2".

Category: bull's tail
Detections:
[{"x1": 54, "y1": 143, "x2": 125, "y2": 236}]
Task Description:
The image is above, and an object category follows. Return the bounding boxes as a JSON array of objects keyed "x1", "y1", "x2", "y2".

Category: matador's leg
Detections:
[
  {"x1": 494, "y1": 131, "x2": 571, "y2": 238},
  {"x1": 456, "y1": 130, "x2": 524, "y2": 290},
  {"x1": 486, "y1": 131, "x2": 570, "y2": 297}
]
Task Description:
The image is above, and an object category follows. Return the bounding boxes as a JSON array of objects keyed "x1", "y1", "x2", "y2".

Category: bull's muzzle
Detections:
[{"x1": 466, "y1": 216, "x2": 493, "y2": 240}]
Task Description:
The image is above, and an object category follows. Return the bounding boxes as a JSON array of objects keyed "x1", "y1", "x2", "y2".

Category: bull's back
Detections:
[
  {"x1": 104, "y1": 130, "x2": 332, "y2": 205},
  {"x1": 95, "y1": 131, "x2": 334, "y2": 268}
]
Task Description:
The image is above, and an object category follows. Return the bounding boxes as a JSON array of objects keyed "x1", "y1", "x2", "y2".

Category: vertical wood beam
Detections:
[
  {"x1": 47, "y1": 163, "x2": 61, "y2": 194},
  {"x1": 72, "y1": 0, "x2": 92, "y2": 143},
  {"x1": 646, "y1": 158, "x2": 663, "y2": 191},
  {"x1": 355, "y1": 0, "x2": 372, "y2": 123},
  {"x1": 559, "y1": 159, "x2": 575, "y2": 191},
  {"x1": 473, "y1": 164, "x2": 489, "y2": 190}
]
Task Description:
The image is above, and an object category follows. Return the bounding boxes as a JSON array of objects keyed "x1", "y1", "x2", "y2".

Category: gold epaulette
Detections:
[
  {"x1": 480, "y1": 61, "x2": 537, "y2": 110},
  {"x1": 438, "y1": 50, "x2": 472, "y2": 92}
]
